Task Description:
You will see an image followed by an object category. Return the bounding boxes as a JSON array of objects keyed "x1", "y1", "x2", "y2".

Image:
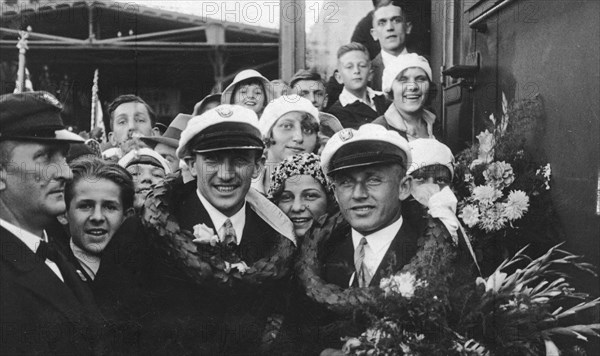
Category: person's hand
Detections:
[{"x1": 320, "y1": 348, "x2": 346, "y2": 356}]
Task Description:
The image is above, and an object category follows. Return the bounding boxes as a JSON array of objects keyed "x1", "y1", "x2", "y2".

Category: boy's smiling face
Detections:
[{"x1": 336, "y1": 50, "x2": 371, "y2": 93}]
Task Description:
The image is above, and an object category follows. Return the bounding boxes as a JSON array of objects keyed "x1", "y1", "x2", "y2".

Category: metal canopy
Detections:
[{"x1": 0, "y1": 0, "x2": 279, "y2": 89}]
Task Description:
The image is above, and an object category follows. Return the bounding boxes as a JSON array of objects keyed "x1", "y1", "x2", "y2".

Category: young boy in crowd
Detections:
[
  {"x1": 103, "y1": 94, "x2": 160, "y2": 159},
  {"x1": 327, "y1": 43, "x2": 390, "y2": 129}
]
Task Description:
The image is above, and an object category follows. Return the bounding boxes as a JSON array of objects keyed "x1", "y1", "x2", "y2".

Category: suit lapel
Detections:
[
  {"x1": 369, "y1": 220, "x2": 418, "y2": 287},
  {"x1": 371, "y1": 54, "x2": 384, "y2": 91},
  {"x1": 176, "y1": 182, "x2": 215, "y2": 233},
  {"x1": 323, "y1": 225, "x2": 355, "y2": 288},
  {"x1": 0, "y1": 227, "x2": 88, "y2": 324}
]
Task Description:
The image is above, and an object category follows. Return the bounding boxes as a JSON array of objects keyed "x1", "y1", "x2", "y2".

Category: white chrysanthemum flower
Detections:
[
  {"x1": 379, "y1": 272, "x2": 427, "y2": 299},
  {"x1": 503, "y1": 190, "x2": 530, "y2": 220},
  {"x1": 459, "y1": 204, "x2": 480, "y2": 227},
  {"x1": 472, "y1": 185, "x2": 503, "y2": 205},
  {"x1": 483, "y1": 161, "x2": 515, "y2": 189},
  {"x1": 480, "y1": 203, "x2": 507, "y2": 232}
]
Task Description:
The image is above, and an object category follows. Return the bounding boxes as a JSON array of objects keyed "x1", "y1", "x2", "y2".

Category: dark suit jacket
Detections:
[
  {"x1": 351, "y1": 11, "x2": 380, "y2": 60},
  {"x1": 326, "y1": 94, "x2": 390, "y2": 130},
  {"x1": 175, "y1": 181, "x2": 280, "y2": 265},
  {"x1": 370, "y1": 53, "x2": 385, "y2": 92},
  {"x1": 321, "y1": 218, "x2": 420, "y2": 289},
  {"x1": 0, "y1": 226, "x2": 104, "y2": 355},
  {"x1": 149, "y1": 181, "x2": 285, "y2": 355}
]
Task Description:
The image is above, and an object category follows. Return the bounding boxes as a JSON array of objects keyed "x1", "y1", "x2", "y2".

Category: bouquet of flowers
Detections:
[
  {"x1": 337, "y1": 93, "x2": 598, "y2": 355},
  {"x1": 453, "y1": 93, "x2": 559, "y2": 272},
  {"x1": 341, "y1": 245, "x2": 600, "y2": 356}
]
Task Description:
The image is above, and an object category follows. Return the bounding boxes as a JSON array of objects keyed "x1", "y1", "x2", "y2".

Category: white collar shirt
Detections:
[
  {"x1": 70, "y1": 238, "x2": 100, "y2": 280},
  {"x1": 380, "y1": 47, "x2": 409, "y2": 69},
  {"x1": 351, "y1": 216, "x2": 403, "y2": 278},
  {"x1": 338, "y1": 87, "x2": 383, "y2": 111},
  {"x1": 196, "y1": 190, "x2": 246, "y2": 245},
  {"x1": 0, "y1": 218, "x2": 64, "y2": 282}
]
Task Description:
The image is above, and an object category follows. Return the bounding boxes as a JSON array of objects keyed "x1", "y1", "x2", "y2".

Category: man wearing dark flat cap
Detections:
[{"x1": 0, "y1": 91, "x2": 105, "y2": 355}]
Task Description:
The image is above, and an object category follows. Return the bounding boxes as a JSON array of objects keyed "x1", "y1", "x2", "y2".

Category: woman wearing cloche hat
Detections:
[
  {"x1": 252, "y1": 94, "x2": 321, "y2": 194},
  {"x1": 373, "y1": 53, "x2": 437, "y2": 141}
]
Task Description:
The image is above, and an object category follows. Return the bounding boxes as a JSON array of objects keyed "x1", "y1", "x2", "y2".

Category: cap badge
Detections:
[
  {"x1": 339, "y1": 129, "x2": 353, "y2": 142},
  {"x1": 40, "y1": 92, "x2": 62, "y2": 108},
  {"x1": 215, "y1": 106, "x2": 233, "y2": 118}
]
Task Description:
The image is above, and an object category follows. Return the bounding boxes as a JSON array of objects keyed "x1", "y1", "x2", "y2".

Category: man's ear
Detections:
[
  {"x1": 406, "y1": 22, "x2": 413, "y2": 35},
  {"x1": 251, "y1": 155, "x2": 266, "y2": 180},
  {"x1": 151, "y1": 126, "x2": 161, "y2": 136},
  {"x1": 0, "y1": 166, "x2": 6, "y2": 191},
  {"x1": 108, "y1": 132, "x2": 117, "y2": 147},
  {"x1": 125, "y1": 207, "x2": 135, "y2": 218},
  {"x1": 57, "y1": 213, "x2": 69, "y2": 225},
  {"x1": 334, "y1": 71, "x2": 343, "y2": 85},
  {"x1": 370, "y1": 27, "x2": 379, "y2": 42},
  {"x1": 398, "y1": 175, "x2": 412, "y2": 201},
  {"x1": 185, "y1": 157, "x2": 198, "y2": 177}
]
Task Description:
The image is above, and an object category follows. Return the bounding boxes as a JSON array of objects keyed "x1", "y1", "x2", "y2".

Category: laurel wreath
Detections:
[
  {"x1": 296, "y1": 211, "x2": 458, "y2": 315},
  {"x1": 142, "y1": 174, "x2": 295, "y2": 286}
]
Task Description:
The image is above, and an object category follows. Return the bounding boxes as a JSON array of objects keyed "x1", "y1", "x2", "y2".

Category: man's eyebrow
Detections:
[{"x1": 32, "y1": 147, "x2": 49, "y2": 159}]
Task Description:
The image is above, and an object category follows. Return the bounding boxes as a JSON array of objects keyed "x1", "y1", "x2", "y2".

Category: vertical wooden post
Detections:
[
  {"x1": 15, "y1": 28, "x2": 30, "y2": 94},
  {"x1": 207, "y1": 23, "x2": 227, "y2": 92},
  {"x1": 88, "y1": 4, "x2": 96, "y2": 41},
  {"x1": 279, "y1": 0, "x2": 305, "y2": 82}
]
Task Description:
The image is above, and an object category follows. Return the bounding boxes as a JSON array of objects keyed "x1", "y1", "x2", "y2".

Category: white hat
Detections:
[
  {"x1": 320, "y1": 123, "x2": 412, "y2": 176},
  {"x1": 118, "y1": 147, "x2": 172, "y2": 174},
  {"x1": 407, "y1": 138, "x2": 454, "y2": 177},
  {"x1": 221, "y1": 69, "x2": 272, "y2": 106},
  {"x1": 176, "y1": 104, "x2": 263, "y2": 159},
  {"x1": 258, "y1": 94, "x2": 320, "y2": 137},
  {"x1": 382, "y1": 53, "x2": 433, "y2": 93}
]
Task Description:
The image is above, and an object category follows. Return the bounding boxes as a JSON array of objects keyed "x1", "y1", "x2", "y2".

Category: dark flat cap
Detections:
[{"x1": 0, "y1": 91, "x2": 84, "y2": 143}]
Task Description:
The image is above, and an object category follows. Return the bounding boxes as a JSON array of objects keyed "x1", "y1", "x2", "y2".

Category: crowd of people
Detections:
[{"x1": 0, "y1": 1, "x2": 472, "y2": 355}]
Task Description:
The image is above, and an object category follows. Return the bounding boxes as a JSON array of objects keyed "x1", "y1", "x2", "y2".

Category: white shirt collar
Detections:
[
  {"x1": 383, "y1": 104, "x2": 436, "y2": 140},
  {"x1": 380, "y1": 47, "x2": 409, "y2": 68},
  {"x1": 70, "y1": 238, "x2": 100, "y2": 280},
  {"x1": 351, "y1": 216, "x2": 403, "y2": 276},
  {"x1": 0, "y1": 218, "x2": 47, "y2": 252},
  {"x1": 196, "y1": 190, "x2": 246, "y2": 245},
  {"x1": 338, "y1": 87, "x2": 383, "y2": 109},
  {"x1": 0, "y1": 218, "x2": 64, "y2": 282}
]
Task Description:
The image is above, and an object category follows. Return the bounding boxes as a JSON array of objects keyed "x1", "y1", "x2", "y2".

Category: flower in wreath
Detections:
[
  {"x1": 503, "y1": 190, "x2": 529, "y2": 221},
  {"x1": 379, "y1": 272, "x2": 428, "y2": 298},
  {"x1": 192, "y1": 223, "x2": 219, "y2": 246},
  {"x1": 472, "y1": 185, "x2": 503, "y2": 206},
  {"x1": 483, "y1": 161, "x2": 515, "y2": 189},
  {"x1": 460, "y1": 204, "x2": 481, "y2": 227}
]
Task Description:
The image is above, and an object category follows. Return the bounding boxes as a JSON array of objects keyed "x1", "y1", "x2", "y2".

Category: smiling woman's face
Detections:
[
  {"x1": 232, "y1": 81, "x2": 266, "y2": 114},
  {"x1": 277, "y1": 174, "x2": 328, "y2": 238},
  {"x1": 391, "y1": 67, "x2": 430, "y2": 116},
  {"x1": 268, "y1": 112, "x2": 318, "y2": 163}
]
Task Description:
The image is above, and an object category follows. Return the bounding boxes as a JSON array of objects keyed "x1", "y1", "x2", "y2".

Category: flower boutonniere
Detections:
[{"x1": 192, "y1": 223, "x2": 219, "y2": 246}]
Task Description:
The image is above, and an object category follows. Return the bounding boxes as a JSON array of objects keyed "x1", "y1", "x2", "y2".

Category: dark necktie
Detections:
[
  {"x1": 354, "y1": 237, "x2": 371, "y2": 288},
  {"x1": 220, "y1": 219, "x2": 237, "y2": 247}
]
